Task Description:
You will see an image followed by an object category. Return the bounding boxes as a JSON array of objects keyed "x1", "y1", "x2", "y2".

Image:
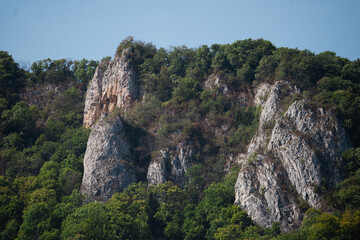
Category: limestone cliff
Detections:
[
  {"x1": 81, "y1": 48, "x2": 199, "y2": 200},
  {"x1": 81, "y1": 114, "x2": 136, "y2": 201},
  {"x1": 235, "y1": 157, "x2": 301, "y2": 231},
  {"x1": 147, "y1": 150, "x2": 169, "y2": 185},
  {"x1": 147, "y1": 140, "x2": 196, "y2": 186},
  {"x1": 170, "y1": 140, "x2": 196, "y2": 186},
  {"x1": 81, "y1": 48, "x2": 140, "y2": 201},
  {"x1": 234, "y1": 81, "x2": 351, "y2": 232},
  {"x1": 83, "y1": 48, "x2": 139, "y2": 128}
]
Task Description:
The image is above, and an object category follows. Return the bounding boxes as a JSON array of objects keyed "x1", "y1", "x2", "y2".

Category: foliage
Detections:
[
  {"x1": 289, "y1": 208, "x2": 360, "y2": 240},
  {"x1": 227, "y1": 106, "x2": 260, "y2": 150},
  {"x1": 336, "y1": 169, "x2": 360, "y2": 210},
  {"x1": 73, "y1": 58, "x2": 98, "y2": 84},
  {"x1": 29, "y1": 58, "x2": 98, "y2": 84},
  {"x1": 342, "y1": 147, "x2": 360, "y2": 177},
  {"x1": 0, "y1": 51, "x2": 26, "y2": 106},
  {"x1": 1, "y1": 101, "x2": 39, "y2": 147},
  {"x1": 172, "y1": 77, "x2": 201, "y2": 103},
  {"x1": 225, "y1": 38, "x2": 275, "y2": 83},
  {"x1": 61, "y1": 202, "x2": 110, "y2": 240}
]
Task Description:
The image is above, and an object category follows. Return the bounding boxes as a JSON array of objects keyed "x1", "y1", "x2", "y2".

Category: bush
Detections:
[{"x1": 172, "y1": 77, "x2": 201, "y2": 103}]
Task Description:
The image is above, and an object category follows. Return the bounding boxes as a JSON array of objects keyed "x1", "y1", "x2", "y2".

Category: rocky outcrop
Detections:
[
  {"x1": 235, "y1": 157, "x2": 301, "y2": 230},
  {"x1": 246, "y1": 81, "x2": 300, "y2": 155},
  {"x1": 267, "y1": 100, "x2": 350, "y2": 207},
  {"x1": 224, "y1": 153, "x2": 246, "y2": 173},
  {"x1": 147, "y1": 150, "x2": 169, "y2": 185},
  {"x1": 146, "y1": 140, "x2": 196, "y2": 186},
  {"x1": 171, "y1": 141, "x2": 196, "y2": 185},
  {"x1": 234, "y1": 81, "x2": 350, "y2": 232},
  {"x1": 81, "y1": 114, "x2": 136, "y2": 201},
  {"x1": 83, "y1": 48, "x2": 139, "y2": 128},
  {"x1": 79, "y1": 44, "x2": 351, "y2": 230},
  {"x1": 81, "y1": 48, "x2": 140, "y2": 201},
  {"x1": 203, "y1": 73, "x2": 229, "y2": 94}
]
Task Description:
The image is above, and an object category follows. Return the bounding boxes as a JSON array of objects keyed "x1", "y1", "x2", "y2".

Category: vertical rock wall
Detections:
[
  {"x1": 81, "y1": 49, "x2": 139, "y2": 201},
  {"x1": 147, "y1": 150, "x2": 169, "y2": 185},
  {"x1": 83, "y1": 48, "x2": 139, "y2": 128},
  {"x1": 147, "y1": 141, "x2": 196, "y2": 186},
  {"x1": 81, "y1": 114, "x2": 136, "y2": 201},
  {"x1": 234, "y1": 81, "x2": 351, "y2": 232}
]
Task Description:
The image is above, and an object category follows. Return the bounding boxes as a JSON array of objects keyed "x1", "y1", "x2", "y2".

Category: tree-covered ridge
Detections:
[{"x1": 1, "y1": 35, "x2": 360, "y2": 239}]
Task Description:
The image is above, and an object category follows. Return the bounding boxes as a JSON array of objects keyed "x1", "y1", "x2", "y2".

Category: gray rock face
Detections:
[
  {"x1": 267, "y1": 100, "x2": 350, "y2": 208},
  {"x1": 147, "y1": 150, "x2": 169, "y2": 185},
  {"x1": 171, "y1": 141, "x2": 196, "y2": 186},
  {"x1": 81, "y1": 49, "x2": 139, "y2": 201},
  {"x1": 247, "y1": 81, "x2": 300, "y2": 155},
  {"x1": 234, "y1": 81, "x2": 350, "y2": 232},
  {"x1": 203, "y1": 73, "x2": 229, "y2": 94},
  {"x1": 235, "y1": 157, "x2": 301, "y2": 230},
  {"x1": 83, "y1": 48, "x2": 139, "y2": 128},
  {"x1": 225, "y1": 153, "x2": 246, "y2": 173},
  {"x1": 81, "y1": 114, "x2": 136, "y2": 201},
  {"x1": 146, "y1": 141, "x2": 196, "y2": 186}
]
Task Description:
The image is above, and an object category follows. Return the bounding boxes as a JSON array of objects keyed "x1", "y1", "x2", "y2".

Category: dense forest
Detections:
[{"x1": 1, "y1": 37, "x2": 360, "y2": 239}]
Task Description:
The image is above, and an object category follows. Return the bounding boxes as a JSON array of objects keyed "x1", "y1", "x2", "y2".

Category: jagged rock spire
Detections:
[{"x1": 83, "y1": 48, "x2": 139, "y2": 128}]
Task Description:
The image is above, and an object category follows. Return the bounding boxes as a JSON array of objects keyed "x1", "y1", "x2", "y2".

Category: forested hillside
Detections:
[{"x1": 1, "y1": 37, "x2": 360, "y2": 239}]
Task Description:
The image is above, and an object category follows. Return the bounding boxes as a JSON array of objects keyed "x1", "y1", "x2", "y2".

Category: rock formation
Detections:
[
  {"x1": 203, "y1": 73, "x2": 229, "y2": 94},
  {"x1": 235, "y1": 157, "x2": 301, "y2": 231},
  {"x1": 81, "y1": 48, "x2": 199, "y2": 201},
  {"x1": 81, "y1": 114, "x2": 136, "y2": 201},
  {"x1": 147, "y1": 141, "x2": 196, "y2": 186},
  {"x1": 147, "y1": 150, "x2": 169, "y2": 185},
  {"x1": 81, "y1": 48, "x2": 140, "y2": 201},
  {"x1": 234, "y1": 81, "x2": 351, "y2": 232},
  {"x1": 83, "y1": 48, "x2": 139, "y2": 128},
  {"x1": 170, "y1": 140, "x2": 196, "y2": 186}
]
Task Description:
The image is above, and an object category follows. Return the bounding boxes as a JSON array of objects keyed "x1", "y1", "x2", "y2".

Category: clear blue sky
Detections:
[{"x1": 1, "y1": 0, "x2": 360, "y2": 64}]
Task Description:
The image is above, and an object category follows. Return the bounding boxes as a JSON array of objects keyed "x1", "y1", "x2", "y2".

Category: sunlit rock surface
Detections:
[{"x1": 235, "y1": 81, "x2": 351, "y2": 232}]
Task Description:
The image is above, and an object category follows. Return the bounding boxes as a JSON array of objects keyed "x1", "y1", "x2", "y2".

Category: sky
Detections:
[{"x1": 1, "y1": 0, "x2": 360, "y2": 65}]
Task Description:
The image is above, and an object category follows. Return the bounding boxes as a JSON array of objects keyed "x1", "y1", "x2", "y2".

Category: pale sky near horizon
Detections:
[{"x1": 1, "y1": 0, "x2": 359, "y2": 65}]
